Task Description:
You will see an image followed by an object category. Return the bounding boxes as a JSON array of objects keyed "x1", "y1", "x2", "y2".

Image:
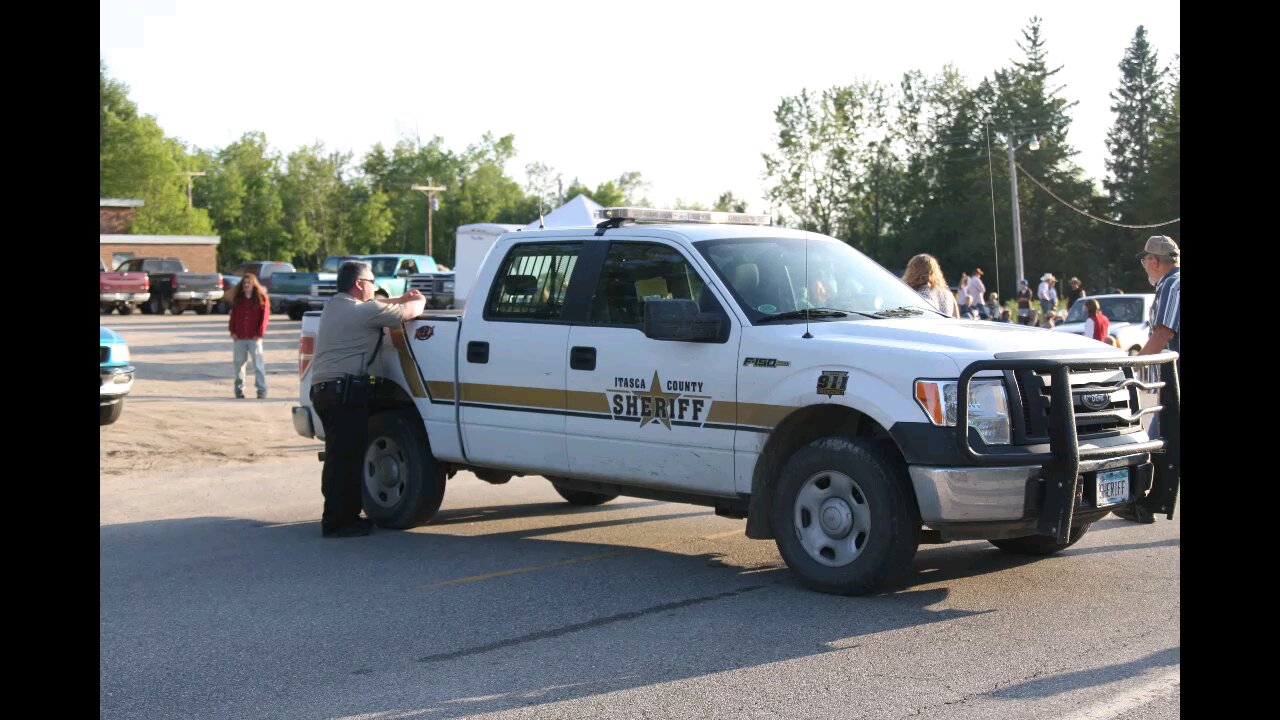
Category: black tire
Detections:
[
  {"x1": 360, "y1": 409, "x2": 446, "y2": 529},
  {"x1": 148, "y1": 294, "x2": 164, "y2": 314},
  {"x1": 118, "y1": 304, "x2": 135, "y2": 316},
  {"x1": 100, "y1": 401, "x2": 123, "y2": 426},
  {"x1": 550, "y1": 480, "x2": 618, "y2": 506},
  {"x1": 169, "y1": 303, "x2": 185, "y2": 315},
  {"x1": 100, "y1": 306, "x2": 114, "y2": 315},
  {"x1": 771, "y1": 437, "x2": 920, "y2": 596},
  {"x1": 194, "y1": 305, "x2": 211, "y2": 315},
  {"x1": 287, "y1": 305, "x2": 305, "y2": 321},
  {"x1": 989, "y1": 523, "x2": 1091, "y2": 556}
]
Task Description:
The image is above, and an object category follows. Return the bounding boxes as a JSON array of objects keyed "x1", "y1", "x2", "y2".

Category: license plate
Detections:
[{"x1": 1096, "y1": 468, "x2": 1130, "y2": 507}]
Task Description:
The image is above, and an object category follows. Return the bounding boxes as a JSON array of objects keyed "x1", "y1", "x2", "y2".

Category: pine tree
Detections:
[{"x1": 1104, "y1": 26, "x2": 1167, "y2": 222}]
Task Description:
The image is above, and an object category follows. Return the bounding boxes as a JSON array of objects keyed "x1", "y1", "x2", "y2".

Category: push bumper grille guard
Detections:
[{"x1": 956, "y1": 352, "x2": 1179, "y2": 543}]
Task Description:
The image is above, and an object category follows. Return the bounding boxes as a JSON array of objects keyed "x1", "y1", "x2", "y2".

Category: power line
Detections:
[{"x1": 1015, "y1": 162, "x2": 1179, "y2": 229}]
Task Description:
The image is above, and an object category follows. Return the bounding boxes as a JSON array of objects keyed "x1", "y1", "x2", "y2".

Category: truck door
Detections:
[
  {"x1": 456, "y1": 241, "x2": 585, "y2": 476},
  {"x1": 566, "y1": 240, "x2": 740, "y2": 496}
]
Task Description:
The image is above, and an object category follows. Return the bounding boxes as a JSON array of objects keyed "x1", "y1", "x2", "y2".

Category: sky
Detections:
[{"x1": 100, "y1": 0, "x2": 1179, "y2": 215}]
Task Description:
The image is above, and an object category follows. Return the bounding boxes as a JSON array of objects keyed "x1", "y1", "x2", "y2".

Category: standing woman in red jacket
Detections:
[
  {"x1": 228, "y1": 273, "x2": 270, "y2": 398},
  {"x1": 1083, "y1": 298, "x2": 1111, "y2": 344}
]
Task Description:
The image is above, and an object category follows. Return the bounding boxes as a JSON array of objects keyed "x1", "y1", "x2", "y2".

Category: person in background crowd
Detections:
[
  {"x1": 228, "y1": 272, "x2": 270, "y2": 399},
  {"x1": 956, "y1": 272, "x2": 972, "y2": 318},
  {"x1": 1000, "y1": 308, "x2": 1012, "y2": 323},
  {"x1": 903, "y1": 254, "x2": 959, "y2": 318},
  {"x1": 1115, "y1": 235, "x2": 1181, "y2": 524},
  {"x1": 1016, "y1": 279, "x2": 1034, "y2": 325},
  {"x1": 966, "y1": 268, "x2": 986, "y2": 319},
  {"x1": 985, "y1": 292, "x2": 1002, "y2": 321},
  {"x1": 1082, "y1": 298, "x2": 1110, "y2": 343},
  {"x1": 1037, "y1": 273, "x2": 1058, "y2": 326},
  {"x1": 1065, "y1": 277, "x2": 1087, "y2": 310}
]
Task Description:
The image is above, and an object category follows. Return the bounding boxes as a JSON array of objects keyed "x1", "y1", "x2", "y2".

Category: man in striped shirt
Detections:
[{"x1": 1116, "y1": 235, "x2": 1180, "y2": 524}]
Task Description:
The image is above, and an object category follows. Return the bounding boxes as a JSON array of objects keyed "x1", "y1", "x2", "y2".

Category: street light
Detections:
[
  {"x1": 411, "y1": 179, "x2": 447, "y2": 258},
  {"x1": 1006, "y1": 133, "x2": 1039, "y2": 288}
]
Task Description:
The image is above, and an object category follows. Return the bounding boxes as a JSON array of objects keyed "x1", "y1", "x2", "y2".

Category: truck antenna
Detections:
[{"x1": 802, "y1": 235, "x2": 813, "y2": 339}]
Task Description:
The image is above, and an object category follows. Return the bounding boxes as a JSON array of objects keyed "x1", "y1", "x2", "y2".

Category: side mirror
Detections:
[
  {"x1": 396, "y1": 269, "x2": 412, "y2": 277},
  {"x1": 643, "y1": 298, "x2": 722, "y2": 342}
]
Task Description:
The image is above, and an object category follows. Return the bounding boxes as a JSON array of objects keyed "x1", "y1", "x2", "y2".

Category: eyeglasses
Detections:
[{"x1": 356, "y1": 276, "x2": 376, "y2": 284}]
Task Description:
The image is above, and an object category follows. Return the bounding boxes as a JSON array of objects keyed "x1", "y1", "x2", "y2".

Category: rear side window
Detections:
[
  {"x1": 589, "y1": 242, "x2": 714, "y2": 326},
  {"x1": 485, "y1": 243, "x2": 582, "y2": 321},
  {"x1": 157, "y1": 261, "x2": 184, "y2": 274}
]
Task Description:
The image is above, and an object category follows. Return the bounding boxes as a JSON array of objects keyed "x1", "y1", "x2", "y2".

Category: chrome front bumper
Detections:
[
  {"x1": 909, "y1": 451, "x2": 1152, "y2": 522},
  {"x1": 100, "y1": 365, "x2": 135, "y2": 398}
]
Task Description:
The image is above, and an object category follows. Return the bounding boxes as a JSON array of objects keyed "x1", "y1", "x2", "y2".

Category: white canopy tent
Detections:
[{"x1": 523, "y1": 194, "x2": 603, "y2": 230}]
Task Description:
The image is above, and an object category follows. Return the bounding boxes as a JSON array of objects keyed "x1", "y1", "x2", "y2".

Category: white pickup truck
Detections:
[{"x1": 292, "y1": 208, "x2": 1180, "y2": 595}]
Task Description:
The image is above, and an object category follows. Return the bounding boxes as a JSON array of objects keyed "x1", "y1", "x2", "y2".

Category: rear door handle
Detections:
[
  {"x1": 467, "y1": 341, "x2": 489, "y2": 364},
  {"x1": 570, "y1": 346, "x2": 596, "y2": 371}
]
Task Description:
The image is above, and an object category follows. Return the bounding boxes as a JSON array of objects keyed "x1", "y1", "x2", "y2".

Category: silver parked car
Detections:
[{"x1": 1051, "y1": 293, "x2": 1154, "y2": 355}]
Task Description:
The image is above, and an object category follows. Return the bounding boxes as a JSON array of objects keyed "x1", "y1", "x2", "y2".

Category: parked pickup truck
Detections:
[
  {"x1": 311, "y1": 254, "x2": 439, "y2": 308},
  {"x1": 99, "y1": 258, "x2": 150, "y2": 315},
  {"x1": 292, "y1": 207, "x2": 1181, "y2": 595},
  {"x1": 271, "y1": 255, "x2": 361, "y2": 320},
  {"x1": 116, "y1": 257, "x2": 224, "y2": 315}
]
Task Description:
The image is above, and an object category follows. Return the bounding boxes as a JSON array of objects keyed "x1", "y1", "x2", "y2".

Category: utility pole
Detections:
[
  {"x1": 411, "y1": 178, "x2": 447, "y2": 257},
  {"x1": 181, "y1": 170, "x2": 207, "y2": 208},
  {"x1": 1005, "y1": 133, "x2": 1039, "y2": 287}
]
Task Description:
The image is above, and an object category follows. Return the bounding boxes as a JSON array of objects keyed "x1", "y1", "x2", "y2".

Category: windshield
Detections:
[
  {"x1": 694, "y1": 236, "x2": 936, "y2": 322},
  {"x1": 1065, "y1": 297, "x2": 1146, "y2": 324},
  {"x1": 321, "y1": 256, "x2": 357, "y2": 273}
]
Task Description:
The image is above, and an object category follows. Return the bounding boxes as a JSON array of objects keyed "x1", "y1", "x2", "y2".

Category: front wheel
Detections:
[
  {"x1": 549, "y1": 479, "x2": 618, "y2": 506},
  {"x1": 360, "y1": 409, "x2": 446, "y2": 529},
  {"x1": 194, "y1": 304, "x2": 211, "y2": 315},
  {"x1": 989, "y1": 523, "x2": 1091, "y2": 556},
  {"x1": 771, "y1": 437, "x2": 920, "y2": 596},
  {"x1": 100, "y1": 400, "x2": 123, "y2": 425}
]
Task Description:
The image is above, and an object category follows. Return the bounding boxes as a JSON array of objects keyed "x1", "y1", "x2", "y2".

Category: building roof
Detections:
[
  {"x1": 100, "y1": 199, "x2": 145, "y2": 208},
  {"x1": 100, "y1": 234, "x2": 220, "y2": 245}
]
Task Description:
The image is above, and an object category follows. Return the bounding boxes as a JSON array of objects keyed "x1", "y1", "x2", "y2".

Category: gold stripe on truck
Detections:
[
  {"x1": 461, "y1": 383, "x2": 565, "y2": 409},
  {"x1": 389, "y1": 329, "x2": 428, "y2": 398},
  {"x1": 425, "y1": 381, "x2": 455, "y2": 400},
  {"x1": 706, "y1": 401, "x2": 792, "y2": 428}
]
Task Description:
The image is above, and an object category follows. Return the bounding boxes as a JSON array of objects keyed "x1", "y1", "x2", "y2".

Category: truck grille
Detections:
[
  {"x1": 1012, "y1": 367, "x2": 1143, "y2": 441},
  {"x1": 101, "y1": 346, "x2": 110, "y2": 363},
  {"x1": 409, "y1": 276, "x2": 437, "y2": 293},
  {"x1": 314, "y1": 281, "x2": 338, "y2": 299}
]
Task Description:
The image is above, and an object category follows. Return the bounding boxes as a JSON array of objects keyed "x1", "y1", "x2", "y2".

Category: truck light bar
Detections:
[{"x1": 599, "y1": 207, "x2": 771, "y2": 226}]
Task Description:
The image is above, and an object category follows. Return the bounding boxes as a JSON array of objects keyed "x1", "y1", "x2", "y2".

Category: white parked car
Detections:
[{"x1": 1052, "y1": 294, "x2": 1154, "y2": 355}]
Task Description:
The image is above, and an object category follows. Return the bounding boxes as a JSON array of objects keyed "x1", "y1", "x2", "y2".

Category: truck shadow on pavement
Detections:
[
  {"x1": 100, "y1": 507, "x2": 986, "y2": 720},
  {"x1": 991, "y1": 646, "x2": 1179, "y2": 699}
]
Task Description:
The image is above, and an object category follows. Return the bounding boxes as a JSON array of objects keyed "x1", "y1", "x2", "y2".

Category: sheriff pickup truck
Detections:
[{"x1": 292, "y1": 208, "x2": 1180, "y2": 595}]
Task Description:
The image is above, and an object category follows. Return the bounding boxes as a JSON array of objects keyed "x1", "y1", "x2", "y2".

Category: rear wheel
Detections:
[
  {"x1": 100, "y1": 306, "x2": 114, "y2": 315},
  {"x1": 287, "y1": 305, "x2": 305, "y2": 321},
  {"x1": 145, "y1": 295, "x2": 163, "y2": 314},
  {"x1": 169, "y1": 302, "x2": 185, "y2": 315},
  {"x1": 118, "y1": 304, "x2": 135, "y2": 315},
  {"x1": 989, "y1": 523, "x2": 1091, "y2": 556},
  {"x1": 100, "y1": 401, "x2": 123, "y2": 426},
  {"x1": 360, "y1": 409, "x2": 446, "y2": 528},
  {"x1": 194, "y1": 305, "x2": 211, "y2": 315},
  {"x1": 771, "y1": 437, "x2": 920, "y2": 596},
  {"x1": 549, "y1": 480, "x2": 618, "y2": 506}
]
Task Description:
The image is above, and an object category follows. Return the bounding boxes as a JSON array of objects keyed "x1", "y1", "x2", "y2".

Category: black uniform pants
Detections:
[{"x1": 311, "y1": 386, "x2": 370, "y2": 531}]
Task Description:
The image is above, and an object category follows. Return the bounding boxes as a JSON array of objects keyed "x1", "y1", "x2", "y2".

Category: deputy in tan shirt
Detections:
[{"x1": 309, "y1": 261, "x2": 426, "y2": 537}]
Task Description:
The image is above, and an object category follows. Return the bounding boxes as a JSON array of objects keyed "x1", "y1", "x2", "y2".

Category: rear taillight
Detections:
[
  {"x1": 171, "y1": 276, "x2": 179, "y2": 289},
  {"x1": 141, "y1": 275, "x2": 149, "y2": 291},
  {"x1": 299, "y1": 334, "x2": 315, "y2": 377}
]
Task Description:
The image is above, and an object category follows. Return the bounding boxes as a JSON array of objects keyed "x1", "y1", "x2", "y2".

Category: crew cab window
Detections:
[
  {"x1": 589, "y1": 243, "x2": 714, "y2": 326},
  {"x1": 398, "y1": 259, "x2": 419, "y2": 274},
  {"x1": 485, "y1": 243, "x2": 581, "y2": 321}
]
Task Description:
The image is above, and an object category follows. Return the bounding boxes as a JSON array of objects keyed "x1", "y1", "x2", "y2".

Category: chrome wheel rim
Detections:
[{"x1": 794, "y1": 470, "x2": 872, "y2": 567}]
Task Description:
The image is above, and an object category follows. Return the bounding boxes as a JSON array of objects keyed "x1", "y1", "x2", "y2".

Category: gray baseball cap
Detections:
[{"x1": 1135, "y1": 235, "x2": 1179, "y2": 261}]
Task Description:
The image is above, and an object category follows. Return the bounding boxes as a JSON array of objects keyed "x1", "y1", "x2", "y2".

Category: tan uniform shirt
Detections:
[{"x1": 310, "y1": 293, "x2": 405, "y2": 384}]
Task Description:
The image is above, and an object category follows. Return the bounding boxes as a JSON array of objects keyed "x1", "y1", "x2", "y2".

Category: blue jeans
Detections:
[{"x1": 233, "y1": 338, "x2": 267, "y2": 396}]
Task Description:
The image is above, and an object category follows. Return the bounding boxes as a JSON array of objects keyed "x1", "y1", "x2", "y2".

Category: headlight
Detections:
[
  {"x1": 914, "y1": 379, "x2": 1011, "y2": 445},
  {"x1": 442, "y1": 281, "x2": 455, "y2": 292},
  {"x1": 112, "y1": 346, "x2": 129, "y2": 364}
]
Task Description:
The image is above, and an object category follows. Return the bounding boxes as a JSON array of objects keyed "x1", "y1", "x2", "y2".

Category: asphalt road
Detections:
[{"x1": 101, "y1": 455, "x2": 1179, "y2": 719}]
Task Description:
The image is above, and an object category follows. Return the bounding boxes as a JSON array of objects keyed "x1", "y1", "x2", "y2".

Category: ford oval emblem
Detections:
[{"x1": 1081, "y1": 393, "x2": 1110, "y2": 411}]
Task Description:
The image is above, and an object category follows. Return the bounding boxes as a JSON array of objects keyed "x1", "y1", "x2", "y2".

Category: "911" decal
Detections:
[{"x1": 817, "y1": 370, "x2": 849, "y2": 396}]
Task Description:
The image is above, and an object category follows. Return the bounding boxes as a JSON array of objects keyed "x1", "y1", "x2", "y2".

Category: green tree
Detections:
[
  {"x1": 199, "y1": 131, "x2": 287, "y2": 267},
  {"x1": 1104, "y1": 26, "x2": 1167, "y2": 223},
  {"x1": 561, "y1": 171, "x2": 649, "y2": 208},
  {"x1": 713, "y1": 192, "x2": 747, "y2": 213},
  {"x1": 100, "y1": 62, "x2": 214, "y2": 236}
]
